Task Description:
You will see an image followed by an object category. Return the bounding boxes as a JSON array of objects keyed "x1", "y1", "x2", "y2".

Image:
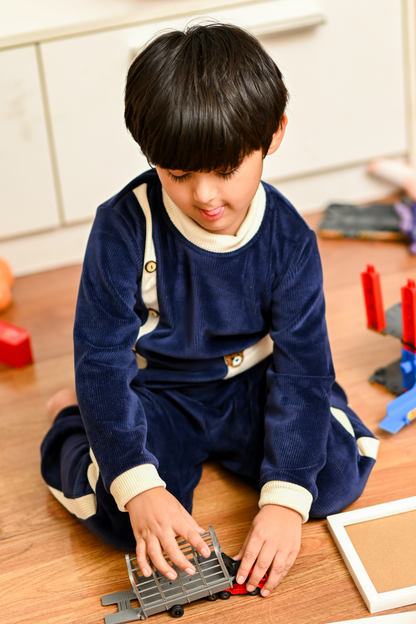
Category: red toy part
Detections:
[
  {"x1": 0, "y1": 320, "x2": 33, "y2": 367},
  {"x1": 401, "y1": 278, "x2": 416, "y2": 352},
  {"x1": 230, "y1": 570, "x2": 268, "y2": 595},
  {"x1": 361, "y1": 264, "x2": 386, "y2": 331}
]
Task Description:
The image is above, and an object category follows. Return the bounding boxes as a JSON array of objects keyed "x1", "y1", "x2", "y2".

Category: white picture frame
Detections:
[
  {"x1": 326, "y1": 612, "x2": 416, "y2": 624},
  {"x1": 327, "y1": 496, "x2": 416, "y2": 614}
]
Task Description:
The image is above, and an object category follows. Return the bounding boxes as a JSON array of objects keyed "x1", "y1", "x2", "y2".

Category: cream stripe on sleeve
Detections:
[
  {"x1": 110, "y1": 464, "x2": 166, "y2": 512},
  {"x1": 259, "y1": 481, "x2": 313, "y2": 523}
]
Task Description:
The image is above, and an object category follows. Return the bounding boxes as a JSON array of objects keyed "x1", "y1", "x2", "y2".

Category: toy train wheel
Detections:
[
  {"x1": 206, "y1": 593, "x2": 218, "y2": 601},
  {"x1": 247, "y1": 587, "x2": 261, "y2": 596},
  {"x1": 170, "y1": 605, "x2": 184, "y2": 618},
  {"x1": 218, "y1": 591, "x2": 231, "y2": 600}
]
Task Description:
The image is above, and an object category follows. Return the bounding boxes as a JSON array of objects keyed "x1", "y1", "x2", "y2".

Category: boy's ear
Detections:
[{"x1": 266, "y1": 115, "x2": 288, "y2": 156}]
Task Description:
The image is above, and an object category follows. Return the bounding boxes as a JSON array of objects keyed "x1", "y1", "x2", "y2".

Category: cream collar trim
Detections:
[{"x1": 161, "y1": 182, "x2": 266, "y2": 253}]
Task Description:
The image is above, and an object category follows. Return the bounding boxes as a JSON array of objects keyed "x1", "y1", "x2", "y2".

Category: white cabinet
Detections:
[
  {"x1": 0, "y1": 45, "x2": 59, "y2": 239},
  {"x1": 262, "y1": 0, "x2": 408, "y2": 182}
]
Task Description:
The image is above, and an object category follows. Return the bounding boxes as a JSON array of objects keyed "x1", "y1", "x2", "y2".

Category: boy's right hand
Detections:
[{"x1": 126, "y1": 487, "x2": 211, "y2": 579}]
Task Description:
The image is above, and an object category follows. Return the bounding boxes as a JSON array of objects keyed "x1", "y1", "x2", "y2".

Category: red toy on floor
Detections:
[{"x1": 0, "y1": 320, "x2": 33, "y2": 367}]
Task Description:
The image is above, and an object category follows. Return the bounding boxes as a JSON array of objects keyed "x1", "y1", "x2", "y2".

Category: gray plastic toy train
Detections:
[{"x1": 102, "y1": 526, "x2": 265, "y2": 622}]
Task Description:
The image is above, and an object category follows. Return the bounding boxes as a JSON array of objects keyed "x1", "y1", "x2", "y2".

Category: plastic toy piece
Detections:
[
  {"x1": 380, "y1": 302, "x2": 403, "y2": 340},
  {"x1": 401, "y1": 279, "x2": 416, "y2": 351},
  {"x1": 379, "y1": 383, "x2": 416, "y2": 433},
  {"x1": 399, "y1": 348, "x2": 416, "y2": 391},
  {"x1": 369, "y1": 358, "x2": 404, "y2": 396},
  {"x1": 0, "y1": 320, "x2": 33, "y2": 367},
  {"x1": 101, "y1": 526, "x2": 265, "y2": 623},
  {"x1": 361, "y1": 265, "x2": 386, "y2": 331}
]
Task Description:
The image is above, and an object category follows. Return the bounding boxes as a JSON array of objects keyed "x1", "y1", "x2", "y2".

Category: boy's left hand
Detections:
[{"x1": 233, "y1": 504, "x2": 302, "y2": 597}]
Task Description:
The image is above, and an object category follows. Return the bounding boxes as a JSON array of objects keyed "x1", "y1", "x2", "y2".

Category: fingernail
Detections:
[
  {"x1": 246, "y1": 585, "x2": 255, "y2": 592},
  {"x1": 142, "y1": 567, "x2": 150, "y2": 576},
  {"x1": 201, "y1": 548, "x2": 210, "y2": 557},
  {"x1": 261, "y1": 589, "x2": 270, "y2": 597},
  {"x1": 185, "y1": 567, "x2": 195, "y2": 575},
  {"x1": 167, "y1": 572, "x2": 176, "y2": 580},
  {"x1": 237, "y1": 576, "x2": 245, "y2": 585}
]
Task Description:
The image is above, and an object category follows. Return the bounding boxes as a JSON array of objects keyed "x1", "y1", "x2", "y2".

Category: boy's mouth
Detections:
[{"x1": 198, "y1": 205, "x2": 225, "y2": 221}]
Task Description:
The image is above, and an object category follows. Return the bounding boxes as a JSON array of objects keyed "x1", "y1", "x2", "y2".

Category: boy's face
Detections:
[{"x1": 156, "y1": 117, "x2": 287, "y2": 236}]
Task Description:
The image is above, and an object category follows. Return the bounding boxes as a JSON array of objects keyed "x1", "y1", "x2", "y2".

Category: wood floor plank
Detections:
[{"x1": 1, "y1": 216, "x2": 416, "y2": 623}]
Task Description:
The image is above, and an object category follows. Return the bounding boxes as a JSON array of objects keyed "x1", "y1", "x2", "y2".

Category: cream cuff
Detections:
[
  {"x1": 259, "y1": 481, "x2": 313, "y2": 523},
  {"x1": 110, "y1": 464, "x2": 166, "y2": 512}
]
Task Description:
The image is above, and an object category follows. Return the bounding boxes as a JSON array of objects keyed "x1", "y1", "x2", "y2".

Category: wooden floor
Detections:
[{"x1": 1, "y1": 214, "x2": 416, "y2": 624}]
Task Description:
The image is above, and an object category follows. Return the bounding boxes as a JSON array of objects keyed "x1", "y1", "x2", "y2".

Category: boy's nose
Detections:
[{"x1": 192, "y1": 176, "x2": 217, "y2": 205}]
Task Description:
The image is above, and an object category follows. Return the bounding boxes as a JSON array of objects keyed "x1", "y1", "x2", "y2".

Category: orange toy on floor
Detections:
[{"x1": 0, "y1": 257, "x2": 14, "y2": 311}]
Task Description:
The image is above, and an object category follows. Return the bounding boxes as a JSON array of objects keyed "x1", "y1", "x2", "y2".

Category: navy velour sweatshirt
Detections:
[{"x1": 74, "y1": 169, "x2": 335, "y2": 521}]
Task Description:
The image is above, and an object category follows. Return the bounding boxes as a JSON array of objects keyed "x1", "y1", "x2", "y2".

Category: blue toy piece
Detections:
[
  {"x1": 399, "y1": 347, "x2": 416, "y2": 390},
  {"x1": 379, "y1": 381, "x2": 416, "y2": 433}
]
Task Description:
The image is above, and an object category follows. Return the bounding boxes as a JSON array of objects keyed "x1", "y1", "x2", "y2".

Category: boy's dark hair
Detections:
[{"x1": 125, "y1": 22, "x2": 288, "y2": 172}]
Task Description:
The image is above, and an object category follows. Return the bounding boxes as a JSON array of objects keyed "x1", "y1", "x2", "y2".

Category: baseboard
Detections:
[{"x1": 0, "y1": 221, "x2": 92, "y2": 277}]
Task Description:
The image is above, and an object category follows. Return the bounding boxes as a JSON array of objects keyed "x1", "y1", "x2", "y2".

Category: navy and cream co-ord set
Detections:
[{"x1": 41, "y1": 169, "x2": 379, "y2": 550}]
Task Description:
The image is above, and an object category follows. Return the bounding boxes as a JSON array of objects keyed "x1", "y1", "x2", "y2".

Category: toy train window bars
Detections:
[
  {"x1": 102, "y1": 526, "x2": 266, "y2": 623},
  {"x1": 361, "y1": 264, "x2": 416, "y2": 433}
]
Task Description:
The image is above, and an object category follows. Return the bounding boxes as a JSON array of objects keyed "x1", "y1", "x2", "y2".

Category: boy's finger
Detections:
[
  {"x1": 260, "y1": 550, "x2": 297, "y2": 595},
  {"x1": 245, "y1": 545, "x2": 272, "y2": 592},
  {"x1": 181, "y1": 508, "x2": 206, "y2": 535},
  {"x1": 146, "y1": 535, "x2": 178, "y2": 580},
  {"x1": 235, "y1": 543, "x2": 260, "y2": 585},
  {"x1": 180, "y1": 506, "x2": 206, "y2": 535},
  {"x1": 232, "y1": 534, "x2": 249, "y2": 562},
  {"x1": 178, "y1": 524, "x2": 211, "y2": 559},
  {"x1": 162, "y1": 536, "x2": 197, "y2": 576},
  {"x1": 136, "y1": 538, "x2": 152, "y2": 577}
]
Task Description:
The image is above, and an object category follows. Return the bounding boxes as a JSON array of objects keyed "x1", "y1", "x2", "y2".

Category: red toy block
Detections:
[
  {"x1": 0, "y1": 320, "x2": 33, "y2": 367},
  {"x1": 361, "y1": 264, "x2": 386, "y2": 331},
  {"x1": 401, "y1": 278, "x2": 416, "y2": 352}
]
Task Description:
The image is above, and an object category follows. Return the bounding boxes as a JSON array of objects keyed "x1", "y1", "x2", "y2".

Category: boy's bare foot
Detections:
[{"x1": 47, "y1": 389, "x2": 78, "y2": 422}]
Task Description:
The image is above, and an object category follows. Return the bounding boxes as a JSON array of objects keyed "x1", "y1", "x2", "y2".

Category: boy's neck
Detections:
[{"x1": 160, "y1": 183, "x2": 266, "y2": 253}]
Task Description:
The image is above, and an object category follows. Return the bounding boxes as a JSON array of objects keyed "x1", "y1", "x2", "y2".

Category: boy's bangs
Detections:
[{"x1": 148, "y1": 105, "x2": 255, "y2": 173}]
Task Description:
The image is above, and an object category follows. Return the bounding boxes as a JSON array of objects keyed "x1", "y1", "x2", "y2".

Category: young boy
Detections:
[{"x1": 41, "y1": 23, "x2": 379, "y2": 597}]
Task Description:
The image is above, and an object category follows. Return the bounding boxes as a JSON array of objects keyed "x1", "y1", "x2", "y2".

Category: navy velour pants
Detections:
[{"x1": 40, "y1": 358, "x2": 378, "y2": 551}]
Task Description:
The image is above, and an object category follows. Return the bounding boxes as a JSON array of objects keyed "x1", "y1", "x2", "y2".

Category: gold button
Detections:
[
  {"x1": 148, "y1": 308, "x2": 159, "y2": 317},
  {"x1": 224, "y1": 352, "x2": 244, "y2": 367},
  {"x1": 145, "y1": 261, "x2": 157, "y2": 273}
]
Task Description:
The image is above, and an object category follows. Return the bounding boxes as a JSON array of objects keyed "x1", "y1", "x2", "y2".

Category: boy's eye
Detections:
[
  {"x1": 167, "y1": 171, "x2": 190, "y2": 183},
  {"x1": 166, "y1": 169, "x2": 238, "y2": 183},
  {"x1": 217, "y1": 170, "x2": 237, "y2": 180}
]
